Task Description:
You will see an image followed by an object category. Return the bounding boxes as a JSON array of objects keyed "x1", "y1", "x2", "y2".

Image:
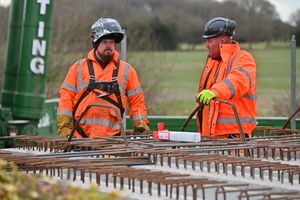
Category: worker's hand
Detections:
[
  {"x1": 59, "y1": 126, "x2": 72, "y2": 138},
  {"x1": 197, "y1": 89, "x2": 216, "y2": 105},
  {"x1": 133, "y1": 120, "x2": 150, "y2": 134},
  {"x1": 57, "y1": 114, "x2": 72, "y2": 138}
]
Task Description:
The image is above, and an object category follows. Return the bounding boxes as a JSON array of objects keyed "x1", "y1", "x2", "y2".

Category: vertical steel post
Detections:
[
  {"x1": 13, "y1": 0, "x2": 54, "y2": 119},
  {"x1": 120, "y1": 29, "x2": 127, "y2": 130},
  {"x1": 290, "y1": 35, "x2": 296, "y2": 129}
]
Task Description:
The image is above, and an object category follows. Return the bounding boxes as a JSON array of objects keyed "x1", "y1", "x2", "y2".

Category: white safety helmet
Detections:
[{"x1": 91, "y1": 17, "x2": 124, "y2": 47}]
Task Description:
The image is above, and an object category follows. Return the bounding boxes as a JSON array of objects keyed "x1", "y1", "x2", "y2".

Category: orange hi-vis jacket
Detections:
[
  {"x1": 57, "y1": 49, "x2": 149, "y2": 138},
  {"x1": 197, "y1": 41, "x2": 256, "y2": 137}
]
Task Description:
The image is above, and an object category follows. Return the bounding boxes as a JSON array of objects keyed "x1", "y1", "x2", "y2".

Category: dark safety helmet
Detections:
[
  {"x1": 91, "y1": 17, "x2": 124, "y2": 47},
  {"x1": 202, "y1": 17, "x2": 236, "y2": 39}
]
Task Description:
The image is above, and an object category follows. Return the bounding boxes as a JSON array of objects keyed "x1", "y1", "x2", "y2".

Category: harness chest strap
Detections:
[{"x1": 72, "y1": 58, "x2": 125, "y2": 138}]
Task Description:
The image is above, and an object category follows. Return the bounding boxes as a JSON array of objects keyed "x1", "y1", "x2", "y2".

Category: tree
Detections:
[
  {"x1": 290, "y1": 9, "x2": 300, "y2": 27},
  {"x1": 229, "y1": 0, "x2": 279, "y2": 48},
  {"x1": 290, "y1": 9, "x2": 300, "y2": 46}
]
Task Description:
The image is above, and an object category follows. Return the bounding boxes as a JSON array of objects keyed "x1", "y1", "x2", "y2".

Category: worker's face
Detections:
[
  {"x1": 96, "y1": 39, "x2": 116, "y2": 61},
  {"x1": 205, "y1": 36, "x2": 224, "y2": 60}
]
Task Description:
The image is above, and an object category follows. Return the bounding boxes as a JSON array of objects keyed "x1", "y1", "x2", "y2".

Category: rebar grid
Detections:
[{"x1": 1, "y1": 134, "x2": 300, "y2": 199}]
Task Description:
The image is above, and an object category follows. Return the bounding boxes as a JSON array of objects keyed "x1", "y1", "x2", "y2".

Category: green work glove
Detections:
[{"x1": 197, "y1": 89, "x2": 216, "y2": 105}]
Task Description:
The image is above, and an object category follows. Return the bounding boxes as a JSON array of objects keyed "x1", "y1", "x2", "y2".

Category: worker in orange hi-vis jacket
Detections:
[
  {"x1": 196, "y1": 17, "x2": 257, "y2": 139},
  {"x1": 57, "y1": 17, "x2": 149, "y2": 138}
]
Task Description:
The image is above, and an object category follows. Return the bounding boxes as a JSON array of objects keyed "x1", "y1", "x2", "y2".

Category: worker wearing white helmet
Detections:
[{"x1": 57, "y1": 17, "x2": 149, "y2": 138}]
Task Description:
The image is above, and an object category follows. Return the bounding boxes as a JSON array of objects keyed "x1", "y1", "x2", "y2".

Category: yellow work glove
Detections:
[
  {"x1": 133, "y1": 120, "x2": 150, "y2": 134},
  {"x1": 197, "y1": 89, "x2": 216, "y2": 105},
  {"x1": 57, "y1": 114, "x2": 72, "y2": 138}
]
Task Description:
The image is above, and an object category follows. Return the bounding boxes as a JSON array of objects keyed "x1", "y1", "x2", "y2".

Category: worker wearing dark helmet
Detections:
[
  {"x1": 57, "y1": 17, "x2": 149, "y2": 138},
  {"x1": 196, "y1": 17, "x2": 256, "y2": 138}
]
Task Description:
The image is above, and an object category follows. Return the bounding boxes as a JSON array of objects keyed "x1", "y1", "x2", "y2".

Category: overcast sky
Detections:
[
  {"x1": 0, "y1": 0, "x2": 300, "y2": 23},
  {"x1": 268, "y1": 0, "x2": 300, "y2": 22}
]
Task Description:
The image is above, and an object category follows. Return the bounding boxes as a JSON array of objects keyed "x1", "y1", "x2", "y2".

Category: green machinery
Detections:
[{"x1": 0, "y1": 0, "x2": 54, "y2": 146}]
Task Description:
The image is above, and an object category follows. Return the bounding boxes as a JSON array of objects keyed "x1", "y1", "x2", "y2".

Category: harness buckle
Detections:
[
  {"x1": 97, "y1": 92, "x2": 110, "y2": 98},
  {"x1": 112, "y1": 76, "x2": 118, "y2": 82},
  {"x1": 90, "y1": 75, "x2": 96, "y2": 81}
]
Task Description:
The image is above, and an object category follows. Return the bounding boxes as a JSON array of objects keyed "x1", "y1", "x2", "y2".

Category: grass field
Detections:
[
  {"x1": 128, "y1": 46, "x2": 300, "y2": 117},
  {"x1": 0, "y1": 44, "x2": 299, "y2": 117}
]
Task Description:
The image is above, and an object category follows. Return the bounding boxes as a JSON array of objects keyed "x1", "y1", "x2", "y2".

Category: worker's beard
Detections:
[{"x1": 100, "y1": 49, "x2": 114, "y2": 63}]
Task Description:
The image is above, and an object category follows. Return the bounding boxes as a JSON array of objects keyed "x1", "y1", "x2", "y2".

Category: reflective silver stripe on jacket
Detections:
[
  {"x1": 222, "y1": 79, "x2": 235, "y2": 99},
  {"x1": 79, "y1": 118, "x2": 120, "y2": 129},
  {"x1": 61, "y1": 82, "x2": 77, "y2": 92},
  {"x1": 74, "y1": 60, "x2": 130, "y2": 97},
  {"x1": 241, "y1": 93, "x2": 256, "y2": 100},
  {"x1": 217, "y1": 117, "x2": 257, "y2": 124},
  {"x1": 235, "y1": 66, "x2": 252, "y2": 88},
  {"x1": 226, "y1": 50, "x2": 244, "y2": 75},
  {"x1": 127, "y1": 86, "x2": 143, "y2": 97},
  {"x1": 120, "y1": 62, "x2": 130, "y2": 94},
  {"x1": 57, "y1": 109, "x2": 73, "y2": 117},
  {"x1": 77, "y1": 82, "x2": 89, "y2": 92},
  {"x1": 61, "y1": 60, "x2": 83, "y2": 92},
  {"x1": 77, "y1": 60, "x2": 90, "y2": 91}
]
